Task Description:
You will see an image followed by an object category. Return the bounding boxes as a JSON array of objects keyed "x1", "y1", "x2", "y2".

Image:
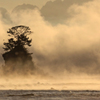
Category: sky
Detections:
[
  {"x1": 1, "y1": 0, "x2": 100, "y2": 79},
  {"x1": 1, "y1": 0, "x2": 100, "y2": 90},
  {"x1": 0, "y1": 0, "x2": 50, "y2": 10}
]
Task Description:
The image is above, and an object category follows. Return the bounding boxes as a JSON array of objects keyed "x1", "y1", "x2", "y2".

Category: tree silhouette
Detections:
[
  {"x1": 3, "y1": 25, "x2": 32, "y2": 51},
  {"x1": 2, "y1": 25, "x2": 35, "y2": 75}
]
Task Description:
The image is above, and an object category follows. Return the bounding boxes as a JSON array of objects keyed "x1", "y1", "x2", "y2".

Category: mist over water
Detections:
[{"x1": 0, "y1": 0, "x2": 100, "y2": 90}]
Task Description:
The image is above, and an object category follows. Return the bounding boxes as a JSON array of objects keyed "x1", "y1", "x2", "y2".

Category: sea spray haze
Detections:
[{"x1": 0, "y1": 0, "x2": 100, "y2": 88}]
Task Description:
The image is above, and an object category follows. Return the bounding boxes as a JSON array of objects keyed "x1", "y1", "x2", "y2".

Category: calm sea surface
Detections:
[{"x1": 0, "y1": 90, "x2": 100, "y2": 100}]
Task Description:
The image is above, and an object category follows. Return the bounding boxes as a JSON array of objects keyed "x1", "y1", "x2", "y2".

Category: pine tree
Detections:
[
  {"x1": 3, "y1": 25, "x2": 32, "y2": 51},
  {"x1": 2, "y1": 25, "x2": 35, "y2": 75}
]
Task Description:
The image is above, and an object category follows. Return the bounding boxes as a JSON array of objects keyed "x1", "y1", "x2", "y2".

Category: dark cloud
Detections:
[
  {"x1": 11, "y1": 0, "x2": 93, "y2": 25},
  {"x1": 0, "y1": 7, "x2": 12, "y2": 24},
  {"x1": 12, "y1": 4, "x2": 39, "y2": 13},
  {"x1": 41, "y1": 0, "x2": 93, "y2": 25}
]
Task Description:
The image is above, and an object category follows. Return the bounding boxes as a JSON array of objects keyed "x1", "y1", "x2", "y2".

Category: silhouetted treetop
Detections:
[
  {"x1": 3, "y1": 25, "x2": 32, "y2": 51},
  {"x1": 7, "y1": 25, "x2": 32, "y2": 38}
]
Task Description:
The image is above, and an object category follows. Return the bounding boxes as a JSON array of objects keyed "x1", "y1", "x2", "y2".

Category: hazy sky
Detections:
[
  {"x1": 1, "y1": 0, "x2": 100, "y2": 76},
  {"x1": 0, "y1": 0, "x2": 50, "y2": 10}
]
